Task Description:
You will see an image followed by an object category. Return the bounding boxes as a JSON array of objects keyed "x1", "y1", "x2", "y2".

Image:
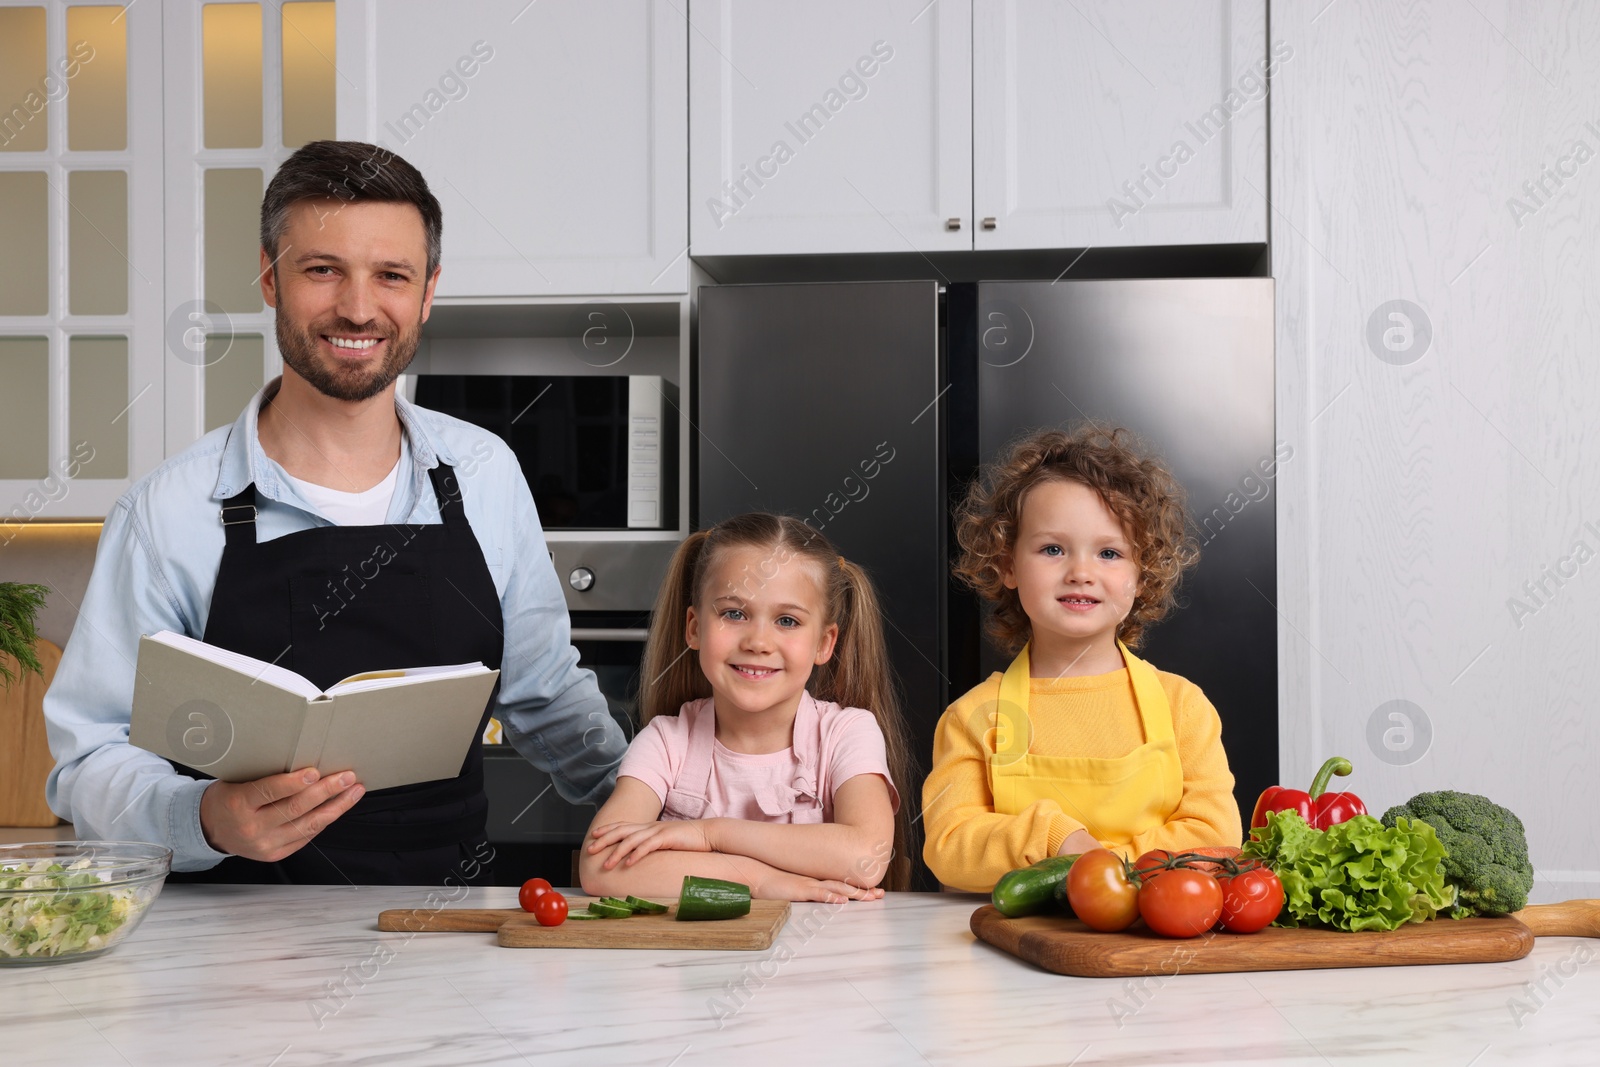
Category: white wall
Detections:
[{"x1": 1272, "y1": 0, "x2": 1599, "y2": 902}]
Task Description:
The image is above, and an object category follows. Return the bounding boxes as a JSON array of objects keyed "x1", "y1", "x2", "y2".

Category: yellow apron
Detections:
[{"x1": 988, "y1": 641, "x2": 1183, "y2": 850}]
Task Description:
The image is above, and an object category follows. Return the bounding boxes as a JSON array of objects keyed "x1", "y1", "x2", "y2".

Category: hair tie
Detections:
[{"x1": 838, "y1": 555, "x2": 848, "y2": 569}]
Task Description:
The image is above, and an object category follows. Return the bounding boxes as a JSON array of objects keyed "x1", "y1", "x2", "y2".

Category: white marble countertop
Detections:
[{"x1": 5, "y1": 884, "x2": 1596, "y2": 1066}]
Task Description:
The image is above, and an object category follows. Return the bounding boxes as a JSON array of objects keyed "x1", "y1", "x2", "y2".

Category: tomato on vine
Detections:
[
  {"x1": 1066, "y1": 849, "x2": 1140, "y2": 932},
  {"x1": 1138, "y1": 868, "x2": 1224, "y2": 938},
  {"x1": 1218, "y1": 867, "x2": 1284, "y2": 933}
]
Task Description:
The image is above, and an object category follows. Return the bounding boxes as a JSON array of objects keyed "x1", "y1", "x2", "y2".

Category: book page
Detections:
[
  {"x1": 146, "y1": 630, "x2": 321, "y2": 700},
  {"x1": 326, "y1": 662, "x2": 488, "y2": 696}
]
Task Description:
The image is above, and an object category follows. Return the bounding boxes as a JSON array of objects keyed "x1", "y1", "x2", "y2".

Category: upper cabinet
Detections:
[
  {"x1": 336, "y1": 0, "x2": 688, "y2": 295},
  {"x1": 973, "y1": 0, "x2": 1268, "y2": 249},
  {"x1": 690, "y1": 0, "x2": 1267, "y2": 257},
  {"x1": 688, "y1": 0, "x2": 972, "y2": 257}
]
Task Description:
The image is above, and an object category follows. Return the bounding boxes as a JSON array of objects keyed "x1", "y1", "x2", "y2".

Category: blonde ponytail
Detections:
[
  {"x1": 639, "y1": 530, "x2": 713, "y2": 724},
  {"x1": 812, "y1": 558, "x2": 914, "y2": 891}
]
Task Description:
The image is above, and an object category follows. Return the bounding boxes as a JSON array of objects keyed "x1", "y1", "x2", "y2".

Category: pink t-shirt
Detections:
[{"x1": 618, "y1": 691, "x2": 900, "y2": 823}]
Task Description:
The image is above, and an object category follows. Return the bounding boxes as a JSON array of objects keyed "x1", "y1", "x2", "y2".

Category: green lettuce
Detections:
[
  {"x1": 1241, "y1": 811, "x2": 1457, "y2": 932},
  {"x1": 0, "y1": 859, "x2": 142, "y2": 959}
]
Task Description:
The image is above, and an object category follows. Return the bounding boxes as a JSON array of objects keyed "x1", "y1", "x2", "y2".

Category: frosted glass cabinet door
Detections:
[
  {"x1": 0, "y1": 2, "x2": 161, "y2": 521},
  {"x1": 688, "y1": 0, "x2": 973, "y2": 257},
  {"x1": 336, "y1": 0, "x2": 688, "y2": 295},
  {"x1": 972, "y1": 0, "x2": 1269, "y2": 250}
]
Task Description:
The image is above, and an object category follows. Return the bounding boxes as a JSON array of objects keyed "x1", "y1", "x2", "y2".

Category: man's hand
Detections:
[
  {"x1": 199, "y1": 768, "x2": 365, "y2": 863},
  {"x1": 1059, "y1": 828, "x2": 1101, "y2": 856},
  {"x1": 586, "y1": 818, "x2": 713, "y2": 870}
]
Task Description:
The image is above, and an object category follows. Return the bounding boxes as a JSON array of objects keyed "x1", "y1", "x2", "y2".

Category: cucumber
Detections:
[
  {"x1": 1051, "y1": 875, "x2": 1077, "y2": 917},
  {"x1": 623, "y1": 895, "x2": 669, "y2": 915},
  {"x1": 991, "y1": 854, "x2": 1081, "y2": 918},
  {"x1": 566, "y1": 911, "x2": 605, "y2": 920},
  {"x1": 675, "y1": 876, "x2": 752, "y2": 921},
  {"x1": 586, "y1": 899, "x2": 633, "y2": 918}
]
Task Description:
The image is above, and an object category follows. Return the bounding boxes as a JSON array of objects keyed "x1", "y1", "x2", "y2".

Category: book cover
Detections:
[{"x1": 129, "y1": 632, "x2": 500, "y2": 792}]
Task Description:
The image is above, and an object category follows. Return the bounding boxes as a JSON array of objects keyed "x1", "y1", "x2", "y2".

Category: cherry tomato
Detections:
[
  {"x1": 1138, "y1": 868, "x2": 1224, "y2": 938},
  {"x1": 518, "y1": 877, "x2": 554, "y2": 912},
  {"x1": 532, "y1": 890, "x2": 568, "y2": 927},
  {"x1": 1217, "y1": 867, "x2": 1284, "y2": 934},
  {"x1": 1066, "y1": 849, "x2": 1140, "y2": 932}
]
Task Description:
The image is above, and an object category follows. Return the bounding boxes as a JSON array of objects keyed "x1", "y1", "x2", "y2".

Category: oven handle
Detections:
[{"x1": 570, "y1": 628, "x2": 650, "y2": 642}]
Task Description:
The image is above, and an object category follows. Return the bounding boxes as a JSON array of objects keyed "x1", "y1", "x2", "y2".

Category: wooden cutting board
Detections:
[
  {"x1": 378, "y1": 897, "x2": 791, "y2": 951},
  {"x1": 970, "y1": 898, "x2": 1600, "y2": 977}
]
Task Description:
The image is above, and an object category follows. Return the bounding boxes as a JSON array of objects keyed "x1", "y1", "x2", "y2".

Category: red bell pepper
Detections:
[{"x1": 1249, "y1": 755, "x2": 1367, "y2": 830}]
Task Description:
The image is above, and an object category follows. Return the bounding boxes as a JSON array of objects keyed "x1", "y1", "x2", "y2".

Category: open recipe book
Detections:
[{"x1": 129, "y1": 630, "x2": 499, "y2": 792}]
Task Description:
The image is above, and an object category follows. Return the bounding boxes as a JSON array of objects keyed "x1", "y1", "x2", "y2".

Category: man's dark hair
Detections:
[{"x1": 260, "y1": 140, "x2": 443, "y2": 278}]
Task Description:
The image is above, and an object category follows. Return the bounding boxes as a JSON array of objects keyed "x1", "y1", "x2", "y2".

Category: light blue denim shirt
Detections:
[{"x1": 44, "y1": 376, "x2": 627, "y2": 871}]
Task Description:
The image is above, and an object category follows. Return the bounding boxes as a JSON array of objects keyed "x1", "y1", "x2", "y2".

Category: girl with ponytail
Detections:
[{"x1": 580, "y1": 513, "x2": 912, "y2": 900}]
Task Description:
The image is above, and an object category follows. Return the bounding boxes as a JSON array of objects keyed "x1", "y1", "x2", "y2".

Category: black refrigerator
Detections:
[{"x1": 698, "y1": 279, "x2": 1276, "y2": 888}]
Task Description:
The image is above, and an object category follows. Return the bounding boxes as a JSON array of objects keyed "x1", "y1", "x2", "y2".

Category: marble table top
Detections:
[{"x1": 4, "y1": 884, "x2": 1595, "y2": 1066}]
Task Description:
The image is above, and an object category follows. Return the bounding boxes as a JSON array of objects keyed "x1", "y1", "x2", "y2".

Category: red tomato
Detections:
[
  {"x1": 1138, "y1": 868, "x2": 1224, "y2": 938},
  {"x1": 532, "y1": 891, "x2": 568, "y2": 927},
  {"x1": 518, "y1": 877, "x2": 554, "y2": 912},
  {"x1": 1066, "y1": 849, "x2": 1140, "y2": 932},
  {"x1": 1218, "y1": 868, "x2": 1284, "y2": 934},
  {"x1": 1133, "y1": 850, "x2": 1174, "y2": 882}
]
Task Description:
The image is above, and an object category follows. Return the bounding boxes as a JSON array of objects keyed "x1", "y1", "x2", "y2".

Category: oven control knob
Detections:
[{"x1": 568, "y1": 566, "x2": 595, "y2": 592}]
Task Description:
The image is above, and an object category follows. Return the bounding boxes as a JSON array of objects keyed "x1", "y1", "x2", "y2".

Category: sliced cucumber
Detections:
[
  {"x1": 676, "y1": 876, "x2": 752, "y2": 921},
  {"x1": 623, "y1": 895, "x2": 669, "y2": 915},
  {"x1": 586, "y1": 899, "x2": 633, "y2": 918}
]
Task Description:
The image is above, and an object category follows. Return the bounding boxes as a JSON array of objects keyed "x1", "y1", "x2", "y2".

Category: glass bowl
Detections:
[{"x1": 0, "y1": 841, "x2": 172, "y2": 965}]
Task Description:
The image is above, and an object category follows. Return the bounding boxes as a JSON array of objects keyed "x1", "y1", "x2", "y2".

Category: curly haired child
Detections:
[{"x1": 922, "y1": 424, "x2": 1241, "y2": 892}]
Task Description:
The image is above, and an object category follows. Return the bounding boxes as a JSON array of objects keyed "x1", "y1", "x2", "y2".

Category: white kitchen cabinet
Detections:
[
  {"x1": 336, "y1": 0, "x2": 688, "y2": 296},
  {"x1": 973, "y1": 0, "x2": 1269, "y2": 249},
  {"x1": 688, "y1": 0, "x2": 973, "y2": 257}
]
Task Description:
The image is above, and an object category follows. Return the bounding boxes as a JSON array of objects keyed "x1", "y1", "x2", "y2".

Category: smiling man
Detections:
[{"x1": 44, "y1": 141, "x2": 628, "y2": 884}]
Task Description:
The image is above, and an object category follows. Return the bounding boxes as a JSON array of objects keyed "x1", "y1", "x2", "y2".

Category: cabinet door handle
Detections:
[
  {"x1": 945, "y1": 217, "x2": 962, "y2": 231},
  {"x1": 981, "y1": 217, "x2": 997, "y2": 230}
]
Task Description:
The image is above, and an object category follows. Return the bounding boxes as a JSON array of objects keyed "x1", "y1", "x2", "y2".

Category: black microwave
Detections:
[{"x1": 412, "y1": 375, "x2": 677, "y2": 530}]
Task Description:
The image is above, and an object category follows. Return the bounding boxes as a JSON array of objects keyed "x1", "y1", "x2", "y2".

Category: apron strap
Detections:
[
  {"x1": 219, "y1": 485, "x2": 259, "y2": 548},
  {"x1": 1117, "y1": 640, "x2": 1176, "y2": 746},
  {"x1": 674, "y1": 700, "x2": 719, "y2": 809},
  {"x1": 995, "y1": 644, "x2": 1034, "y2": 761},
  {"x1": 427, "y1": 463, "x2": 466, "y2": 526}
]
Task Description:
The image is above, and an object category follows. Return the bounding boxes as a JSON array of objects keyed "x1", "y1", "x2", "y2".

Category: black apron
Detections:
[{"x1": 168, "y1": 462, "x2": 505, "y2": 885}]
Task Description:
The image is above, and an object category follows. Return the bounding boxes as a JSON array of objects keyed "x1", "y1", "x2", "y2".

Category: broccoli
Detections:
[{"x1": 1380, "y1": 791, "x2": 1535, "y2": 917}]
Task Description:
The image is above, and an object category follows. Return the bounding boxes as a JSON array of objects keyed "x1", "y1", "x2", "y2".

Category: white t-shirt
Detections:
[{"x1": 282, "y1": 458, "x2": 401, "y2": 526}]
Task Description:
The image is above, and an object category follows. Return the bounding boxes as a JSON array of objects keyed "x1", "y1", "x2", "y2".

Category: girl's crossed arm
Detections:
[{"x1": 579, "y1": 775, "x2": 892, "y2": 902}]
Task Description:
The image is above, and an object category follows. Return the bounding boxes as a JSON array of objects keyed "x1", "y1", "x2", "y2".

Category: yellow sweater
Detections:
[{"x1": 922, "y1": 665, "x2": 1242, "y2": 893}]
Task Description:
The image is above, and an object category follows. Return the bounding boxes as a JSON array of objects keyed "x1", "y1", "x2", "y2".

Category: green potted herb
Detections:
[{"x1": 0, "y1": 583, "x2": 49, "y2": 690}]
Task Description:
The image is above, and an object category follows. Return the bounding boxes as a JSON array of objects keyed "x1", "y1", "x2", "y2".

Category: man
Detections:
[{"x1": 44, "y1": 141, "x2": 628, "y2": 884}]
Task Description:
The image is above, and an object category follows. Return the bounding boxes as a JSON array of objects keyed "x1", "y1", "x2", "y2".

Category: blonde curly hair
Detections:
[{"x1": 954, "y1": 424, "x2": 1199, "y2": 653}]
